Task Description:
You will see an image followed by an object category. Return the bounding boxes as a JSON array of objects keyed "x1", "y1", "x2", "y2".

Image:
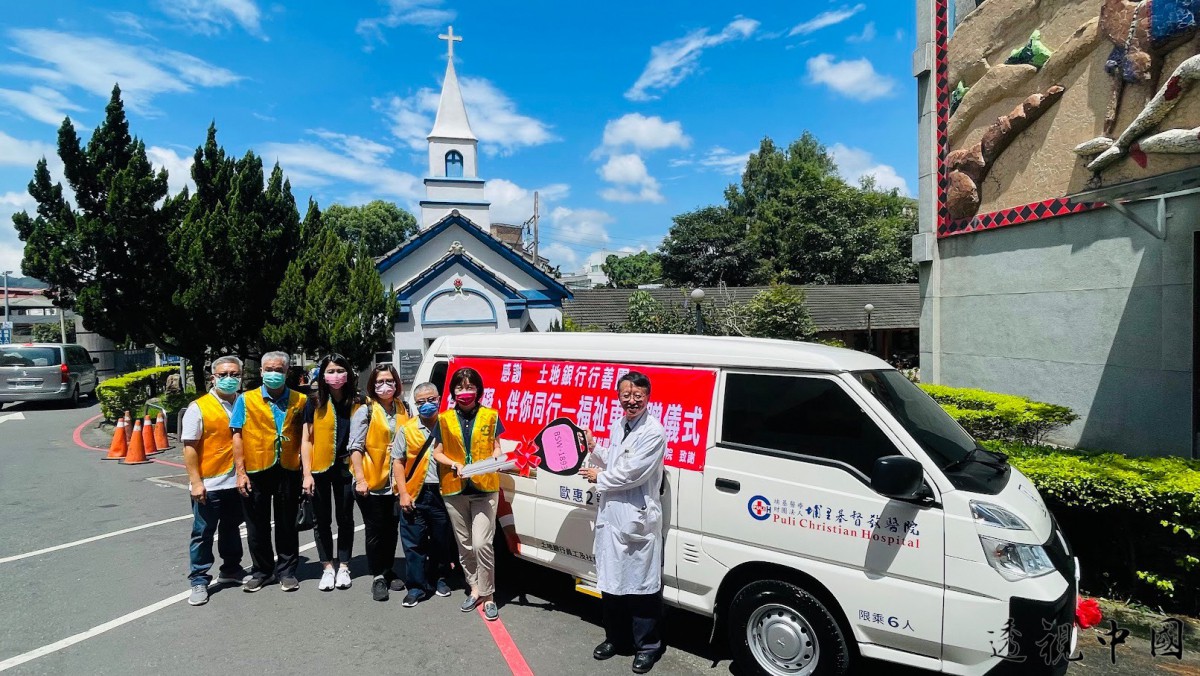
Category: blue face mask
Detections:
[
  {"x1": 418, "y1": 402, "x2": 439, "y2": 418},
  {"x1": 262, "y1": 371, "x2": 286, "y2": 389},
  {"x1": 215, "y1": 376, "x2": 241, "y2": 394}
]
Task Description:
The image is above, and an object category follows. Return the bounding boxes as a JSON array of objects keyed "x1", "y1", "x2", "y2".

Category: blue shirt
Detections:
[{"x1": 229, "y1": 386, "x2": 293, "y2": 434}]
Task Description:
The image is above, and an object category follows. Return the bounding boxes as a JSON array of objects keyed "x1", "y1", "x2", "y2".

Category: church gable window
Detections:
[{"x1": 445, "y1": 150, "x2": 464, "y2": 177}]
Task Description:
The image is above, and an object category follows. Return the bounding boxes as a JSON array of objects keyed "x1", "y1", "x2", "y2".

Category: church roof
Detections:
[
  {"x1": 375, "y1": 211, "x2": 572, "y2": 300},
  {"x1": 428, "y1": 59, "x2": 476, "y2": 141}
]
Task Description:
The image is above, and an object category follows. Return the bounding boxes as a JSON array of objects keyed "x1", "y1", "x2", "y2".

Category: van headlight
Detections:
[
  {"x1": 971, "y1": 501, "x2": 1030, "y2": 530},
  {"x1": 979, "y1": 535, "x2": 1056, "y2": 581}
]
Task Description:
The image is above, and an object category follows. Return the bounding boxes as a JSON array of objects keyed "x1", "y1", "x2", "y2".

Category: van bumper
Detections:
[{"x1": 0, "y1": 386, "x2": 71, "y2": 402}]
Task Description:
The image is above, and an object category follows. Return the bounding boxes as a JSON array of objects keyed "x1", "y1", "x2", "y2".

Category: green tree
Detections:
[
  {"x1": 742, "y1": 284, "x2": 817, "y2": 341},
  {"x1": 323, "y1": 200, "x2": 418, "y2": 257},
  {"x1": 658, "y1": 206, "x2": 759, "y2": 286},
  {"x1": 32, "y1": 322, "x2": 74, "y2": 343},
  {"x1": 603, "y1": 251, "x2": 662, "y2": 288},
  {"x1": 13, "y1": 85, "x2": 184, "y2": 364}
]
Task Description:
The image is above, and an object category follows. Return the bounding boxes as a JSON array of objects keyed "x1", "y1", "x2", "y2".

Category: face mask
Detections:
[
  {"x1": 418, "y1": 402, "x2": 439, "y2": 418},
  {"x1": 324, "y1": 372, "x2": 348, "y2": 389},
  {"x1": 455, "y1": 391, "x2": 477, "y2": 408},
  {"x1": 215, "y1": 376, "x2": 240, "y2": 394},
  {"x1": 262, "y1": 371, "x2": 286, "y2": 389},
  {"x1": 374, "y1": 382, "x2": 396, "y2": 398}
]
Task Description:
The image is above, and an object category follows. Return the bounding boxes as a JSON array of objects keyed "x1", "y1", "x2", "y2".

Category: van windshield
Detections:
[
  {"x1": 853, "y1": 370, "x2": 974, "y2": 469},
  {"x1": 0, "y1": 346, "x2": 62, "y2": 367}
]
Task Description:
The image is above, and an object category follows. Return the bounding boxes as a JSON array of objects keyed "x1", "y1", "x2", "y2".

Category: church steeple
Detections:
[{"x1": 422, "y1": 25, "x2": 489, "y2": 230}]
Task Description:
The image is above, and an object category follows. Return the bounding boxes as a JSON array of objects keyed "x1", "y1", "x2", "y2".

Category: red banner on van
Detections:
[{"x1": 442, "y1": 357, "x2": 717, "y2": 472}]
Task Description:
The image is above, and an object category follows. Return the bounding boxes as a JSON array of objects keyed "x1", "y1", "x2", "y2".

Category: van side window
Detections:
[
  {"x1": 720, "y1": 373, "x2": 898, "y2": 478},
  {"x1": 429, "y1": 360, "x2": 449, "y2": 397}
]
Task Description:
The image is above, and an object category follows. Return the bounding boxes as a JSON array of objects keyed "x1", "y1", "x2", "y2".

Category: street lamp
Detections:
[
  {"x1": 864, "y1": 303, "x2": 875, "y2": 354},
  {"x1": 691, "y1": 287, "x2": 706, "y2": 335}
]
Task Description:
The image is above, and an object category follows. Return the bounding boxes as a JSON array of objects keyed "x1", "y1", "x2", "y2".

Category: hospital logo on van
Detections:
[{"x1": 748, "y1": 496, "x2": 772, "y2": 521}]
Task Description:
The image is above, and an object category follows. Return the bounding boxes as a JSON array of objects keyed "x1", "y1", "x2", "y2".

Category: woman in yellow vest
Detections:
[
  {"x1": 348, "y1": 363, "x2": 411, "y2": 601},
  {"x1": 431, "y1": 366, "x2": 506, "y2": 621},
  {"x1": 300, "y1": 354, "x2": 363, "y2": 592}
]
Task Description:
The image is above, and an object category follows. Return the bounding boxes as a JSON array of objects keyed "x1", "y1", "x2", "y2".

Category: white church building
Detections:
[{"x1": 375, "y1": 27, "x2": 572, "y2": 380}]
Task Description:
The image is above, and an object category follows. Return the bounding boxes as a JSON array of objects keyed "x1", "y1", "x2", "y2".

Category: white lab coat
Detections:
[{"x1": 590, "y1": 411, "x2": 666, "y2": 595}]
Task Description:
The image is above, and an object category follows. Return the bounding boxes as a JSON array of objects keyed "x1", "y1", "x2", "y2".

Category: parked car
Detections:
[{"x1": 0, "y1": 343, "x2": 99, "y2": 409}]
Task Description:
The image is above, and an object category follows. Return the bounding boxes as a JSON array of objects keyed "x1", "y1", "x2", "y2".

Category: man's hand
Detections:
[
  {"x1": 354, "y1": 478, "x2": 369, "y2": 496},
  {"x1": 398, "y1": 490, "x2": 414, "y2": 512},
  {"x1": 236, "y1": 471, "x2": 251, "y2": 497},
  {"x1": 190, "y1": 482, "x2": 207, "y2": 505},
  {"x1": 584, "y1": 430, "x2": 596, "y2": 452},
  {"x1": 301, "y1": 473, "x2": 315, "y2": 496},
  {"x1": 580, "y1": 467, "x2": 600, "y2": 483}
]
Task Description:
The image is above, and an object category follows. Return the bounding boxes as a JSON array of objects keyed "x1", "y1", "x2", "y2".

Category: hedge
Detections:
[
  {"x1": 995, "y1": 441, "x2": 1200, "y2": 615},
  {"x1": 95, "y1": 366, "x2": 177, "y2": 421},
  {"x1": 920, "y1": 384, "x2": 1078, "y2": 444}
]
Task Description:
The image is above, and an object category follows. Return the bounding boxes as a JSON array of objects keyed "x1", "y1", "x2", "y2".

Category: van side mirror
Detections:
[{"x1": 871, "y1": 456, "x2": 926, "y2": 501}]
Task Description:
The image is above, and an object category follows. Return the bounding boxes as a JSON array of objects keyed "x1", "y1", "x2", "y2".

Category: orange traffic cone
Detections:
[
  {"x1": 122, "y1": 419, "x2": 151, "y2": 465},
  {"x1": 123, "y1": 411, "x2": 134, "y2": 444},
  {"x1": 154, "y1": 411, "x2": 170, "y2": 450},
  {"x1": 142, "y1": 415, "x2": 160, "y2": 456},
  {"x1": 104, "y1": 418, "x2": 128, "y2": 460}
]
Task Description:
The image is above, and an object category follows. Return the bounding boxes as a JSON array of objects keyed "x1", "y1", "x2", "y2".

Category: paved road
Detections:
[{"x1": 1, "y1": 400, "x2": 1198, "y2": 675}]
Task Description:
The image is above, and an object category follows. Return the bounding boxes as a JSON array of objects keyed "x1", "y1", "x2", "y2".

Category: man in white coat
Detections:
[{"x1": 582, "y1": 371, "x2": 667, "y2": 674}]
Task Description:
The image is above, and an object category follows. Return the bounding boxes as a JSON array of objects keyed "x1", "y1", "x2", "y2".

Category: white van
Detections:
[{"x1": 412, "y1": 333, "x2": 1078, "y2": 676}]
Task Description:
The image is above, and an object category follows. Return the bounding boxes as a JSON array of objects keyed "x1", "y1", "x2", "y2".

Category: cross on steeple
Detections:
[{"x1": 439, "y1": 25, "x2": 462, "y2": 61}]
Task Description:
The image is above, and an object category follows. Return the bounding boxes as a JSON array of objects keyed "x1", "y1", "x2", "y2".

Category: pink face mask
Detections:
[
  {"x1": 374, "y1": 382, "x2": 396, "y2": 398},
  {"x1": 324, "y1": 371, "x2": 348, "y2": 389},
  {"x1": 455, "y1": 391, "x2": 477, "y2": 407}
]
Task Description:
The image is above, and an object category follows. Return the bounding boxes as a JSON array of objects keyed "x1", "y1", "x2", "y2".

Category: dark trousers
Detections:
[
  {"x1": 312, "y1": 463, "x2": 355, "y2": 564},
  {"x1": 188, "y1": 487, "x2": 244, "y2": 585},
  {"x1": 399, "y1": 483, "x2": 455, "y2": 593},
  {"x1": 602, "y1": 588, "x2": 664, "y2": 655},
  {"x1": 241, "y1": 465, "x2": 301, "y2": 579},
  {"x1": 354, "y1": 493, "x2": 399, "y2": 577}
]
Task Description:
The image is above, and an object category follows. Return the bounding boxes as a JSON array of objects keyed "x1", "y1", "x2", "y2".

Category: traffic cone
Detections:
[
  {"x1": 496, "y1": 490, "x2": 521, "y2": 556},
  {"x1": 142, "y1": 415, "x2": 160, "y2": 456},
  {"x1": 123, "y1": 411, "x2": 134, "y2": 444},
  {"x1": 104, "y1": 418, "x2": 127, "y2": 460},
  {"x1": 122, "y1": 419, "x2": 151, "y2": 465},
  {"x1": 154, "y1": 411, "x2": 170, "y2": 450}
]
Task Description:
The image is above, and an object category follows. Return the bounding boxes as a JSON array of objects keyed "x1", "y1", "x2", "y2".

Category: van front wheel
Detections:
[{"x1": 728, "y1": 580, "x2": 851, "y2": 676}]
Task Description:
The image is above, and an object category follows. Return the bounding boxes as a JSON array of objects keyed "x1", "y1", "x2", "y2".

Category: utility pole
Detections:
[
  {"x1": 59, "y1": 303, "x2": 67, "y2": 342},
  {"x1": 532, "y1": 191, "x2": 540, "y2": 265},
  {"x1": 2, "y1": 270, "x2": 10, "y2": 345}
]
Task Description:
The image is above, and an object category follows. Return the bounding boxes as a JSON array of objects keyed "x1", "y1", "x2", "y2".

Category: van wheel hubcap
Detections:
[{"x1": 747, "y1": 603, "x2": 818, "y2": 675}]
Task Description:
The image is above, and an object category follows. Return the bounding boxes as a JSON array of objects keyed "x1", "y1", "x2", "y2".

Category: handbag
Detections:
[{"x1": 296, "y1": 494, "x2": 315, "y2": 531}]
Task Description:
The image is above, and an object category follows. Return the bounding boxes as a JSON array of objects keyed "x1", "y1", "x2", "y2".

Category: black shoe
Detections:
[
  {"x1": 435, "y1": 578, "x2": 452, "y2": 597},
  {"x1": 632, "y1": 650, "x2": 662, "y2": 674},
  {"x1": 402, "y1": 590, "x2": 426, "y2": 607},
  {"x1": 372, "y1": 575, "x2": 389, "y2": 601},
  {"x1": 279, "y1": 575, "x2": 299, "y2": 592},
  {"x1": 243, "y1": 575, "x2": 276, "y2": 593},
  {"x1": 593, "y1": 642, "x2": 618, "y2": 661},
  {"x1": 384, "y1": 570, "x2": 405, "y2": 592}
]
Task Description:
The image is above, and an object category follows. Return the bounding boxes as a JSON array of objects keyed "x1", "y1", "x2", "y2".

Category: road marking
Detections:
[
  {"x1": 0, "y1": 412, "x2": 25, "y2": 424},
  {"x1": 478, "y1": 606, "x2": 536, "y2": 676},
  {"x1": 0, "y1": 525, "x2": 364, "y2": 672},
  {"x1": 71, "y1": 414, "x2": 186, "y2": 469},
  {"x1": 0, "y1": 515, "x2": 193, "y2": 564}
]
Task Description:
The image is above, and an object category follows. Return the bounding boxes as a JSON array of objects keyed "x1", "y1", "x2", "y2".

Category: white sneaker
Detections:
[
  {"x1": 318, "y1": 568, "x2": 335, "y2": 591},
  {"x1": 335, "y1": 567, "x2": 352, "y2": 589}
]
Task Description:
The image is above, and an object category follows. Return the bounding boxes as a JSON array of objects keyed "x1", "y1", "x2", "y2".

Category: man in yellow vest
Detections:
[
  {"x1": 182, "y1": 356, "x2": 249, "y2": 606},
  {"x1": 231, "y1": 351, "x2": 308, "y2": 593},
  {"x1": 392, "y1": 382, "x2": 456, "y2": 607}
]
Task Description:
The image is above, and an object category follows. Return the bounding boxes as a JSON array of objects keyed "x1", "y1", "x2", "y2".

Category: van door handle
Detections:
[{"x1": 715, "y1": 478, "x2": 740, "y2": 493}]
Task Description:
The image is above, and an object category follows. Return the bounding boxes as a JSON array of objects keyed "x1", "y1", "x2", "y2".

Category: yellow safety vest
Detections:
[
  {"x1": 437, "y1": 406, "x2": 500, "y2": 496},
  {"x1": 195, "y1": 392, "x2": 234, "y2": 480},
  {"x1": 400, "y1": 418, "x2": 432, "y2": 500},
  {"x1": 359, "y1": 402, "x2": 400, "y2": 492},
  {"x1": 240, "y1": 388, "x2": 306, "y2": 473},
  {"x1": 311, "y1": 399, "x2": 362, "y2": 473}
]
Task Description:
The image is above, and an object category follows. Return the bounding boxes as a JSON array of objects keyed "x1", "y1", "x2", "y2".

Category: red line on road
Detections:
[
  {"x1": 72, "y1": 414, "x2": 187, "y2": 469},
  {"x1": 478, "y1": 607, "x2": 535, "y2": 676}
]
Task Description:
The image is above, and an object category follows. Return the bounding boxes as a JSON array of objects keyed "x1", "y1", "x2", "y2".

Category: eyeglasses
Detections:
[
  {"x1": 415, "y1": 397, "x2": 439, "y2": 405},
  {"x1": 619, "y1": 392, "x2": 648, "y2": 402},
  {"x1": 375, "y1": 379, "x2": 397, "y2": 386}
]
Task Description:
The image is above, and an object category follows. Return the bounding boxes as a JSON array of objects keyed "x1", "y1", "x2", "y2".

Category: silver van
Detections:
[{"x1": 0, "y1": 343, "x2": 98, "y2": 408}]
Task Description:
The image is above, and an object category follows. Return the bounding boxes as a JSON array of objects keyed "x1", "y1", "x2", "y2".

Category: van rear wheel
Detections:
[{"x1": 728, "y1": 580, "x2": 851, "y2": 676}]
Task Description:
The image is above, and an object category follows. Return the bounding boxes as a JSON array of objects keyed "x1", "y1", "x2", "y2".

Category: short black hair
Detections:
[
  {"x1": 617, "y1": 370, "x2": 651, "y2": 395},
  {"x1": 448, "y1": 367, "x2": 485, "y2": 397}
]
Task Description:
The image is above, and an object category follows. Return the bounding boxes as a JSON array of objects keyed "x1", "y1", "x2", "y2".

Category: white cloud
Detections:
[
  {"x1": 789, "y1": 4, "x2": 865, "y2": 37},
  {"x1": 378, "y1": 76, "x2": 556, "y2": 157},
  {"x1": 0, "y1": 132, "x2": 60, "y2": 173},
  {"x1": 357, "y1": 0, "x2": 456, "y2": 49},
  {"x1": 598, "y1": 113, "x2": 690, "y2": 154},
  {"x1": 259, "y1": 133, "x2": 423, "y2": 204},
  {"x1": 0, "y1": 86, "x2": 85, "y2": 126},
  {"x1": 597, "y1": 154, "x2": 663, "y2": 203},
  {"x1": 698, "y1": 147, "x2": 751, "y2": 175},
  {"x1": 0, "y1": 191, "x2": 37, "y2": 274},
  {"x1": 484, "y1": 179, "x2": 569, "y2": 225},
  {"x1": 806, "y1": 54, "x2": 896, "y2": 101},
  {"x1": 830, "y1": 143, "x2": 910, "y2": 195},
  {"x1": 157, "y1": 0, "x2": 264, "y2": 37},
  {"x1": 847, "y1": 22, "x2": 877, "y2": 43},
  {"x1": 544, "y1": 205, "x2": 616, "y2": 270},
  {"x1": 625, "y1": 17, "x2": 759, "y2": 101},
  {"x1": 1, "y1": 29, "x2": 243, "y2": 116},
  {"x1": 309, "y1": 129, "x2": 394, "y2": 165},
  {"x1": 146, "y1": 145, "x2": 195, "y2": 196}
]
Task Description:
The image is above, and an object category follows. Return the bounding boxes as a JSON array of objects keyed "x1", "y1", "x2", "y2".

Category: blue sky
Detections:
[{"x1": 0, "y1": 1, "x2": 917, "y2": 275}]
